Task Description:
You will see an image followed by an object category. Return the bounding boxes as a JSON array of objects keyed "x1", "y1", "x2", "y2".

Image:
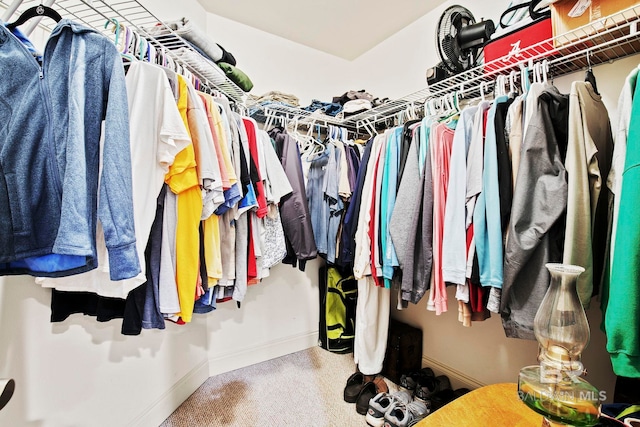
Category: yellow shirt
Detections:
[{"x1": 166, "y1": 75, "x2": 203, "y2": 323}]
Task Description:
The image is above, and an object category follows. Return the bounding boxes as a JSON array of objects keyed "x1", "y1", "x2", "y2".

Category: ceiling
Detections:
[{"x1": 197, "y1": 0, "x2": 448, "y2": 60}]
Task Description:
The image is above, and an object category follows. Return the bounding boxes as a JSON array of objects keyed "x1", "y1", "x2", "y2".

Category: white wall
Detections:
[{"x1": 204, "y1": 12, "x2": 354, "y2": 106}]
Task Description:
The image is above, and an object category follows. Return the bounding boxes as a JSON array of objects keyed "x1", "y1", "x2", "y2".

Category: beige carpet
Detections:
[{"x1": 160, "y1": 346, "x2": 381, "y2": 427}]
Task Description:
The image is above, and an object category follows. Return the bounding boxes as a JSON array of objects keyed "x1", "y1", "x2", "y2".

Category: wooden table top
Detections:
[{"x1": 416, "y1": 382, "x2": 544, "y2": 427}]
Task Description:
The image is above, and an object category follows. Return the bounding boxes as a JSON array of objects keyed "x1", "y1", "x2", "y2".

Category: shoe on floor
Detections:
[
  {"x1": 383, "y1": 399, "x2": 429, "y2": 427},
  {"x1": 398, "y1": 367, "x2": 434, "y2": 393},
  {"x1": 344, "y1": 372, "x2": 366, "y2": 403},
  {"x1": 365, "y1": 389, "x2": 412, "y2": 427},
  {"x1": 356, "y1": 381, "x2": 378, "y2": 415},
  {"x1": 414, "y1": 374, "x2": 449, "y2": 404}
]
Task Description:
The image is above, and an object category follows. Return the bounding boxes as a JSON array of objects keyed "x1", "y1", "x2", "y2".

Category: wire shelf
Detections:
[
  {"x1": 0, "y1": 0, "x2": 247, "y2": 103},
  {"x1": 4, "y1": 1, "x2": 639, "y2": 126}
]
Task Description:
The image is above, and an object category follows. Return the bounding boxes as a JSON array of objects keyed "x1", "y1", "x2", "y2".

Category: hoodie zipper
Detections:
[
  {"x1": 4, "y1": 24, "x2": 64, "y2": 197},
  {"x1": 38, "y1": 58, "x2": 63, "y2": 197}
]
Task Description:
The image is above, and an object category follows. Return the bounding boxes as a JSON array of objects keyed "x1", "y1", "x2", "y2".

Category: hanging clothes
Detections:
[
  {"x1": 0, "y1": 21, "x2": 139, "y2": 279},
  {"x1": 442, "y1": 106, "x2": 477, "y2": 288},
  {"x1": 268, "y1": 127, "x2": 318, "y2": 270},
  {"x1": 37, "y1": 60, "x2": 191, "y2": 298},
  {"x1": 427, "y1": 122, "x2": 456, "y2": 315},
  {"x1": 474, "y1": 96, "x2": 508, "y2": 297},
  {"x1": 601, "y1": 66, "x2": 640, "y2": 324},
  {"x1": 501, "y1": 87, "x2": 569, "y2": 340},
  {"x1": 380, "y1": 127, "x2": 402, "y2": 288},
  {"x1": 606, "y1": 73, "x2": 640, "y2": 378},
  {"x1": 563, "y1": 81, "x2": 613, "y2": 307},
  {"x1": 389, "y1": 122, "x2": 433, "y2": 307}
]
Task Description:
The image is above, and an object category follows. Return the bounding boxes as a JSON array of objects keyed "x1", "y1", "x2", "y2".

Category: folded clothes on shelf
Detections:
[
  {"x1": 247, "y1": 91, "x2": 300, "y2": 107},
  {"x1": 218, "y1": 62, "x2": 254, "y2": 92},
  {"x1": 302, "y1": 99, "x2": 343, "y2": 117},
  {"x1": 145, "y1": 17, "x2": 236, "y2": 65},
  {"x1": 332, "y1": 89, "x2": 374, "y2": 105},
  {"x1": 343, "y1": 99, "x2": 372, "y2": 117}
]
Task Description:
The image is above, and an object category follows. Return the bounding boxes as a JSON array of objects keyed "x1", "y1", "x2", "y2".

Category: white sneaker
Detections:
[
  {"x1": 365, "y1": 389, "x2": 412, "y2": 427},
  {"x1": 383, "y1": 399, "x2": 429, "y2": 427}
]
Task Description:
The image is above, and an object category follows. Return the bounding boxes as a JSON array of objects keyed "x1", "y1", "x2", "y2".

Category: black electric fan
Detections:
[{"x1": 426, "y1": 5, "x2": 495, "y2": 85}]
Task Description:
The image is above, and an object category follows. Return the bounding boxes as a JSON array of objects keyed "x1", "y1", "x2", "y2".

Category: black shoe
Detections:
[
  {"x1": 399, "y1": 367, "x2": 435, "y2": 393},
  {"x1": 355, "y1": 381, "x2": 377, "y2": 415},
  {"x1": 344, "y1": 372, "x2": 366, "y2": 403}
]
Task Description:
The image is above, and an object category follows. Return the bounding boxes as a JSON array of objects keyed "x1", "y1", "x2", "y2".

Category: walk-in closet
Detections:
[{"x1": 1, "y1": 0, "x2": 640, "y2": 426}]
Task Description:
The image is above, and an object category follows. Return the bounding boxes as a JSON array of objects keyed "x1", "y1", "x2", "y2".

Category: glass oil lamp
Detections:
[{"x1": 518, "y1": 264, "x2": 601, "y2": 427}]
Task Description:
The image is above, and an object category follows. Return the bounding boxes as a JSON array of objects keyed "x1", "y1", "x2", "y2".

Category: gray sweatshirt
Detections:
[{"x1": 501, "y1": 87, "x2": 569, "y2": 340}]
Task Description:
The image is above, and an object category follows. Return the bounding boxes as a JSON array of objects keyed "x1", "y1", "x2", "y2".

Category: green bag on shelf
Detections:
[{"x1": 218, "y1": 62, "x2": 254, "y2": 92}]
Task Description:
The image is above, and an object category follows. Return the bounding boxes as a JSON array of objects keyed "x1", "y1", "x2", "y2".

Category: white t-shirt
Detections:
[{"x1": 36, "y1": 61, "x2": 191, "y2": 298}]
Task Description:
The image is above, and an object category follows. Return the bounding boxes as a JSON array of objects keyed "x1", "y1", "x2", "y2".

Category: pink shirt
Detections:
[{"x1": 428, "y1": 123, "x2": 456, "y2": 315}]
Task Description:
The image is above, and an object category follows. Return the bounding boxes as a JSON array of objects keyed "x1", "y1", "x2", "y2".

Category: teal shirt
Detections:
[
  {"x1": 474, "y1": 96, "x2": 508, "y2": 289},
  {"x1": 381, "y1": 127, "x2": 402, "y2": 288}
]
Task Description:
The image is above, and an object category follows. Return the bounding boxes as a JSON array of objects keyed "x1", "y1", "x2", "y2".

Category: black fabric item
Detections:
[
  {"x1": 585, "y1": 69, "x2": 599, "y2": 95},
  {"x1": 247, "y1": 144, "x2": 260, "y2": 199},
  {"x1": 614, "y1": 376, "x2": 640, "y2": 404},
  {"x1": 398, "y1": 120, "x2": 421, "y2": 192},
  {"x1": 120, "y1": 184, "x2": 170, "y2": 334},
  {"x1": 121, "y1": 279, "x2": 146, "y2": 336},
  {"x1": 238, "y1": 136, "x2": 251, "y2": 189},
  {"x1": 141, "y1": 184, "x2": 167, "y2": 330},
  {"x1": 338, "y1": 139, "x2": 373, "y2": 267},
  {"x1": 216, "y1": 43, "x2": 236, "y2": 66},
  {"x1": 50, "y1": 289, "x2": 125, "y2": 323},
  {"x1": 199, "y1": 221, "x2": 208, "y2": 291},
  {"x1": 494, "y1": 98, "x2": 514, "y2": 233},
  {"x1": 355, "y1": 382, "x2": 377, "y2": 415},
  {"x1": 332, "y1": 89, "x2": 373, "y2": 106},
  {"x1": 382, "y1": 319, "x2": 423, "y2": 384},
  {"x1": 542, "y1": 89, "x2": 570, "y2": 162}
]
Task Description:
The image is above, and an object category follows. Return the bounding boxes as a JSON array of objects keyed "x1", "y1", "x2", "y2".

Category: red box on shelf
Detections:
[{"x1": 483, "y1": 17, "x2": 555, "y2": 74}]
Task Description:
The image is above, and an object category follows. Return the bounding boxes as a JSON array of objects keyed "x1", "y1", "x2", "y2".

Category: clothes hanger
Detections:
[
  {"x1": 520, "y1": 63, "x2": 531, "y2": 94},
  {"x1": 541, "y1": 59, "x2": 549, "y2": 84},
  {"x1": 263, "y1": 109, "x2": 274, "y2": 130},
  {"x1": 509, "y1": 70, "x2": 518, "y2": 96},
  {"x1": 584, "y1": 50, "x2": 600, "y2": 95},
  {"x1": 105, "y1": 19, "x2": 124, "y2": 53},
  {"x1": 6, "y1": 4, "x2": 62, "y2": 30},
  {"x1": 532, "y1": 62, "x2": 540, "y2": 84},
  {"x1": 495, "y1": 76, "x2": 504, "y2": 97},
  {"x1": 304, "y1": 124, "x2": 326, "y2": 160}
]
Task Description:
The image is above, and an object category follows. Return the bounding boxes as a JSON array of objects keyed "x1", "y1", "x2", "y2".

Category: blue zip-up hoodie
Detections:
[{"x1": 0, "y1": 20, "x2": 140, "y2": 280}]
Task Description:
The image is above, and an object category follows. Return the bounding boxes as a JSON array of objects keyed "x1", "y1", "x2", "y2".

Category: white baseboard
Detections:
[
  {"x1": 208, "y1": 330, "x2": 319, "y2": 377},
  {"x1": 422, "y1": 356, "x2": 486, "y2": 391},
  {"x1": 129, "y1": 358, "x2": 210, "y2": 427}
]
